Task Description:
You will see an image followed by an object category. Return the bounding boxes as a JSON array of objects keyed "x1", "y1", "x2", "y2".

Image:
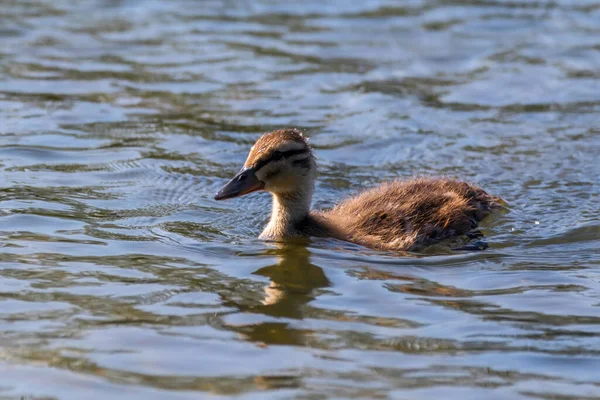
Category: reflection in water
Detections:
[
  {"x1": 256, "y1": 244, "x2": 329, "y2": 311},
  {"x1": 229, "y1": 242, "x2": 330, "y2": 346}
]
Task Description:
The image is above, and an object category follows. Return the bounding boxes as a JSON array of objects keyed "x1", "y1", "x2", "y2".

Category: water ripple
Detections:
[{"x1": 0, "y1": 0, "x2": 599, "y2": 399}]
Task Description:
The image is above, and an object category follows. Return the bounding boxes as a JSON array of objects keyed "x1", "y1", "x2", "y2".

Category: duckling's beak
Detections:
[{"x1": 214, "y1": 167, "x2": 265, "y2": 200}]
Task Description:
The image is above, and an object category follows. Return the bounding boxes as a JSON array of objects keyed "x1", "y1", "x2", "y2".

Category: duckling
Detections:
[{"x1": 215, "y1": 129, "x2": 502, "y2": 252}]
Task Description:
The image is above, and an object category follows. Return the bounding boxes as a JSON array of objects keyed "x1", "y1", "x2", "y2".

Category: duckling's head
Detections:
[{"x1": 214, "y1": 128, "x2": 316, "y2": 200}]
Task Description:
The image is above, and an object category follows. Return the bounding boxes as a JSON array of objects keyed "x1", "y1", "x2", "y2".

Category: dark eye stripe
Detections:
[
  {"x1": 254, "y1": 148, "x2": 308, "y2": 171},
  {"x1": 292, "y1": 156, "x2": 311, "y2": 170}
]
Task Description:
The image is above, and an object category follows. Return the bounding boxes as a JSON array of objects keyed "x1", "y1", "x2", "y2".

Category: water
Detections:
[{"x1": 1, "y1": 0, "x2": 599, "y2": 398}]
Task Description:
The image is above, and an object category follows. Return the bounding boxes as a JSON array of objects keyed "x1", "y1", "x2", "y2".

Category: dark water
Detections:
[{"x1": 1, "y1": 0, "x2": 599, "y2": 398}]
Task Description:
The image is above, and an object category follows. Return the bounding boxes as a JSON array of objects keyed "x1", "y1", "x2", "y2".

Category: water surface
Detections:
[{"x1": 1, "y1": 0, "x2": 599, "y2": 399}]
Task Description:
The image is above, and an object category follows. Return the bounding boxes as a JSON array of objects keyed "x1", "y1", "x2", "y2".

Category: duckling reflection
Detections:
[
  {"x1": 234, "y1": 242, "x2": 330, "y2": 346},
  {"x1": 253, "y1": 242, "x2": 329, "y2": 317}
]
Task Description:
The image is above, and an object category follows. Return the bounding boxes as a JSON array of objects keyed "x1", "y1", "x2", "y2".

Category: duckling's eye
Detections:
[{"x1": 272, "y1": 151, "x2": 283, "y2": 160}]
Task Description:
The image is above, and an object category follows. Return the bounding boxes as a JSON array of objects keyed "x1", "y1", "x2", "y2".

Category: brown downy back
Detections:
[{"x1": 319, "y1": 178, "x2": 502, "y2": 251}]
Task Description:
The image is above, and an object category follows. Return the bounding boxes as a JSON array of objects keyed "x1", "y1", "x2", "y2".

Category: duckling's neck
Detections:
[{"x1": 260, "y1": 187, "x2": 313, "y2": 239}]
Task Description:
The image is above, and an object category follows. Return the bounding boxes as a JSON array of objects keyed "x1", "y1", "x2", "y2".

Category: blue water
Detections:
[{"x1": 0, "y1": 0, "x2": 599, "y2": 399}]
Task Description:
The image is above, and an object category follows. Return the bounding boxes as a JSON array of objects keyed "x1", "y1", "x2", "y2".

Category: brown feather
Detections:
[
  {"x1": 245, "y1": 128, "x2": 308, "y2": 168},
  {"x1": 309, "y1": 178, "x2": 502, "y2": 251}
]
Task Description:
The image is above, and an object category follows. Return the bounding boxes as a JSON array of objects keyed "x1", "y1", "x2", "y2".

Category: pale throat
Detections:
[{"x1": 261, "y1": 184, "x2": 314, "y2": 238}]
